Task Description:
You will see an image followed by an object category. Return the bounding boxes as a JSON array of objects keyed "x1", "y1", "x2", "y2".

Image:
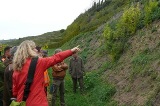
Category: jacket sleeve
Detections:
[{"x1": 40, "y1": 50, "x2": 73, "y2": 70}]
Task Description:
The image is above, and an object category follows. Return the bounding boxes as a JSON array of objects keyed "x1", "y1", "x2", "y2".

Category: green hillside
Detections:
[
  {"x1": 53, "y1": 0, "x2": 160, "y2": 105},
  {"x1": 1, "y1": 0, "x2": 130, "y2": 48},
  {"x1": 1, "y1": 0, "x2": 160, "y2": 105},
  {"x1": 104, "y1": 20, "x2": 160, "y2": 106},
  {"x1": 0, "y1": 30, "x2": 64, "y2": 48}
]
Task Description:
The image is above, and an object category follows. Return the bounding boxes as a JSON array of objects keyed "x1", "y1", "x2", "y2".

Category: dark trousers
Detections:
[
  {"x1": 72, "y1": 77, "x2": 84, "y2": 93},
  {"x1": 52, "y1": 79, "x2": 65, "y2": 106}
]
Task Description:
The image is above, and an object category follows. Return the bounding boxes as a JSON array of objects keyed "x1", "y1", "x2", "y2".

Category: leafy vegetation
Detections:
[
  {"x1": 103, "y1": 4, "x2": 140, "y2": 61},
  {"x1": 103, "y1": 0, "x2": 160, "y2": 61},
  {"x1": 58, "y1": 0, "x2": 130, "y2": 48}
]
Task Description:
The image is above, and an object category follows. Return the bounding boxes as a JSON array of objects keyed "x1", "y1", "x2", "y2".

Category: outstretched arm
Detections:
[{"x1": 40, "y1": 46, "x2": 81, "y2": 71}]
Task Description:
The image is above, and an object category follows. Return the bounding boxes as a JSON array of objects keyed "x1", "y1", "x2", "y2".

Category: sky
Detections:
[{"x1": 0, "y1": 0, "x2": 95, "y2": 40}]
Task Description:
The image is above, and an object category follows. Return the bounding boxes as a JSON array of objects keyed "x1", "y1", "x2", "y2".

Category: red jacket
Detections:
[{"x1": 12, "y1": 50, "x2": 72, "y2": 106}]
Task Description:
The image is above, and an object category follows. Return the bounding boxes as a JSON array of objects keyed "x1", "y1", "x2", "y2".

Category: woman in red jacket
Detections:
[{"x1": 12, "y1": 40, "x2": 80, "y2": 106}]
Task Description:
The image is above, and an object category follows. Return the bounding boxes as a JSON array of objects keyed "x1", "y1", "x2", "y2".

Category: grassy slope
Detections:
[
  {"x1": 53, "y1": 20, "x2": 160, "y2": 106},
  {"x1": 102, "y1": 20, "x2": 160, "y2": 106},
  {"x1": 50, "y1": 11, "x2": 160, "y2": 105},
  {"x1": 46, "y1": 10, "x2": 121, "y2": 105},
  {"x1": 46, "y1": 18, "x2": 119, "y2": 105}
]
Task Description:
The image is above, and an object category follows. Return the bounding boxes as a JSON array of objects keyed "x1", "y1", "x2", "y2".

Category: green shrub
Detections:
[
  {"x1": 103, "y1": 4, "x2": 140, "y2": 61},
  {"x1": 151, "y1": 7, "x2": 160, "y2": 21},
  {"x1": 137, "y1": 12, "x2": 145, "y2": 29},
  {"x1": 103, "y1": 25, "x2": 114, "y2": 40},
  {"x1": 116, "y1": 4, "x2": 140, "y2": 37},
  {"x1": 84, "y1": 71, "x2": 100, "y2": 90},
  {"x1": 144, "y1": 0, "x2": 159, "y2": 25}
]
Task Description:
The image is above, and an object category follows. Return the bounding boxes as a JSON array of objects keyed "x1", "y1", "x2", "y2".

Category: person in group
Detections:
[
  {"x1": 41, "y1": 50, "x2": 50, "y2": 96},
  {"x1": 36, "y1": 46, "x2": 42, "y2": 57},
  {"x1": 69, "y1": 52, "x2": 85, "y2": 94},
  {"x1": 51, "y1": 49, "x2": 68, "y2": 106},
  {"x1": 1, "y1": 46, "x2": 11, "y2": 105},
  {"x1": 1, "y1": 46, "x2": 11, "y2": 65},
  {"x1": 35, "y1": 47, "x2": 50, "y2": 96},
  {"x1": 12, "y1": 40, "x2": 80, "y2": 106},
  {"x1": 3, "y1": 46, "x2": 17, "y2": 106}
]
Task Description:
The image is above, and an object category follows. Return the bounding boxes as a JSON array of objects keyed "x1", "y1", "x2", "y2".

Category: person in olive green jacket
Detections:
[{"x1": 69, "y1": 53, "x2": 85, "y2": 93}]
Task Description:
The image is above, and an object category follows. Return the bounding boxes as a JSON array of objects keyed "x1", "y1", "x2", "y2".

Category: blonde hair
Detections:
[{"x1": 13, "y1": 40, "x2": 38, "y2": 71}]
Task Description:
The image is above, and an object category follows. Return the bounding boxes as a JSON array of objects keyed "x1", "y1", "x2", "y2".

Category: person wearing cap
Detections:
[
  {"x1": 3, "y1": 46, "x2": 17, "y2": 106},
  {"x1": 51, "y1": 49, "x2": 68, "y2": 106}
]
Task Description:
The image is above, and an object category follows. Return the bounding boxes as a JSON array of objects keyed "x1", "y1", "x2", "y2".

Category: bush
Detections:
[
  {"x1": 84, "y1": 71, "x2": 100, "y2": 90},
  {"x1": 151, "y1": 7, "x2": 160, "y2": 21},
  {"x1": 137, "y1": 11, "x2": 145, "y2": 29},
  {"x1": 144, "y1": 0, "x2": 159, "y2": 25},
  {"x1": 103, "y1": 25, "x2": 114, "y2": 40},
  {"x1": 103, "y1": 4, "x2": 141, "y2": 61},
  {"x1": 116, "y1": 4, "x2": 140, "y2": 37}
]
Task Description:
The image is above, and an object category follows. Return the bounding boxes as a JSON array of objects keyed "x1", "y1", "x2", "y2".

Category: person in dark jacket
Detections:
[
  {"x1": 69, "y1": 53, "x2": 85, "y2": 93},
  {"x1": 3, "y1": 46, "x2": 17, "y2": 106},
  {"x1": 1, "y1": 46, "x2": 11, "y2": 106},
  {"x1": 2, "y1": 46, "x2": 12, "y2": 66},
  {"x1": 52, "y1": 49, "x2": 68, "y2": 106}
]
